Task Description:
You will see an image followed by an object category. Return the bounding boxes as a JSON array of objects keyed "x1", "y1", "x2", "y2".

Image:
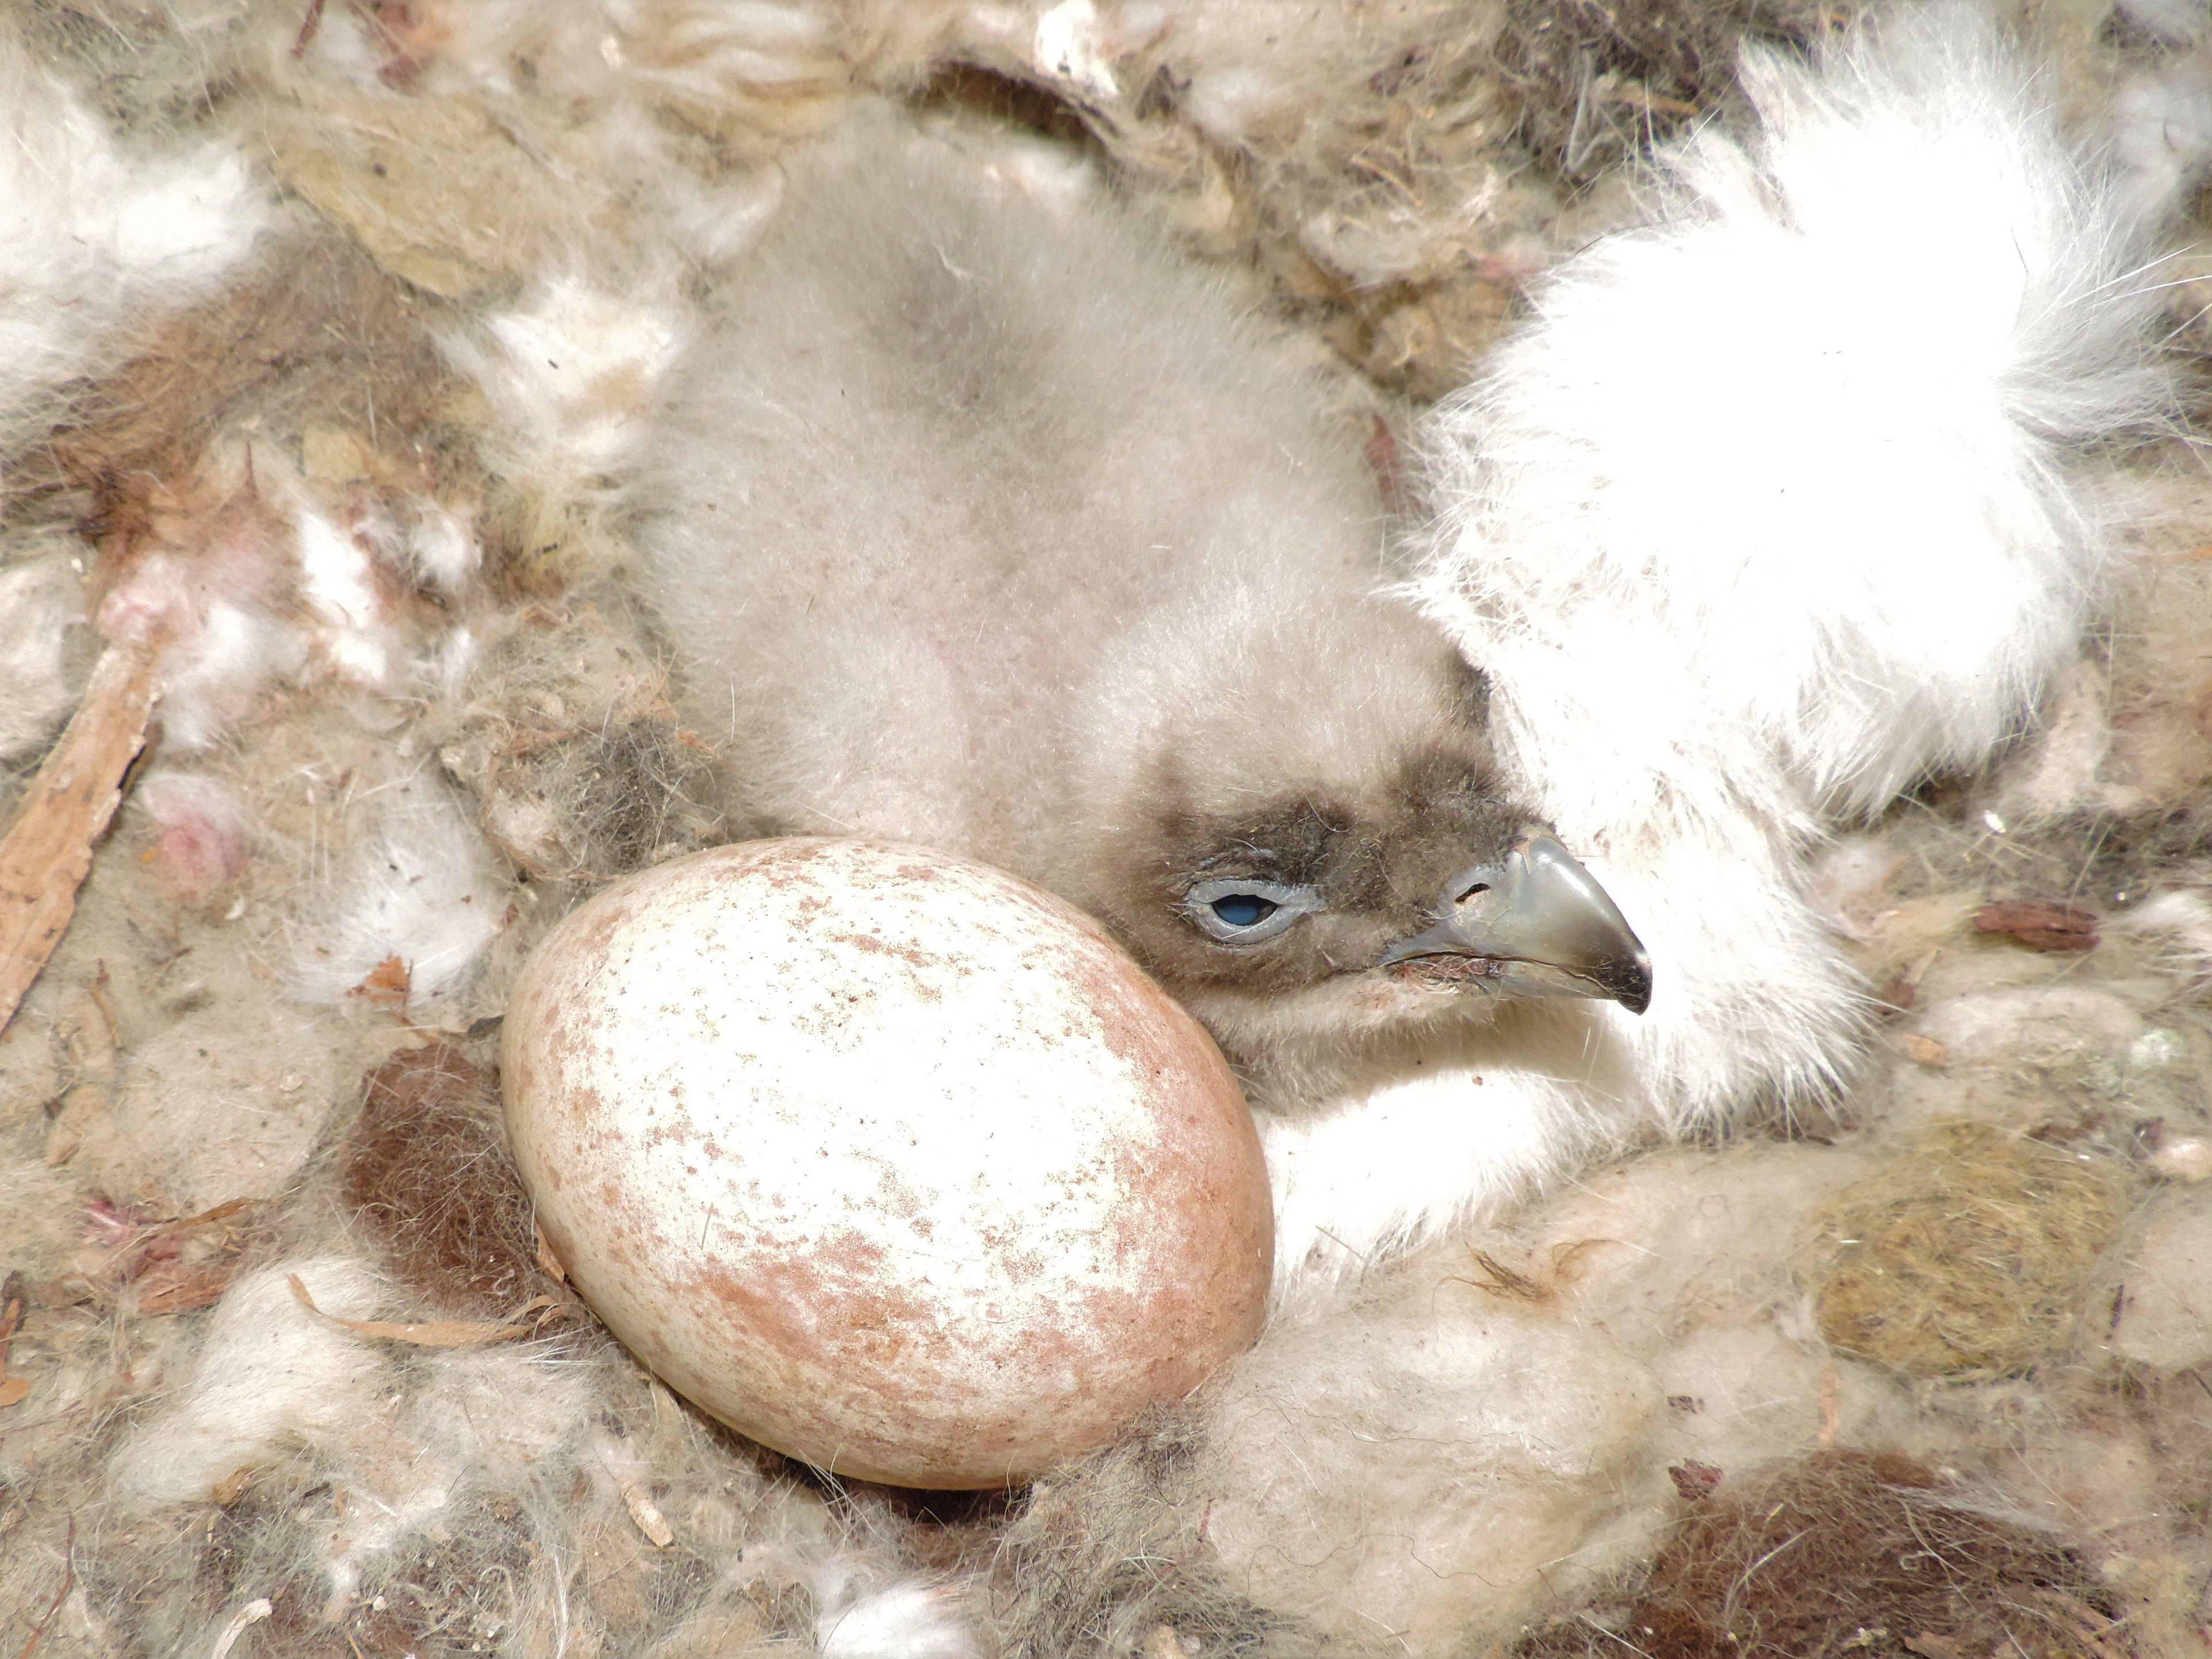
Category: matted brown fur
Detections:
[
  {"x1": 10, "y1": 233, "x2": 470, "y2": 519},
  {"x1": 336, "y1": 1041, "x2": 550, "y2": 1317},
  {"x1": 1517, "y1": 1451, "x2": 2132, "y2": 1659}
]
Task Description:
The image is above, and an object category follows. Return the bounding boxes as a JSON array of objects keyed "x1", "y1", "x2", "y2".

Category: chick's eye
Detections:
[
  {"x1": 1212, "y1": 894, "x2": 1276, "y2": 927},
  {"x1": 1182, "y1": 877, "x2": 1322, "y2": 945}
]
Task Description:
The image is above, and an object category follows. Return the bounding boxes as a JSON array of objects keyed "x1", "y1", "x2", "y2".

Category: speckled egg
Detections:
[{"x1": 501, "y1": 837, "x2": 1272, "y2": 1489}]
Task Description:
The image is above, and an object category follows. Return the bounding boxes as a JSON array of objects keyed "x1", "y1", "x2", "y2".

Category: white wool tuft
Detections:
[
  {"x1": 113, "y1": 1263, "x2": 601, "y2": 1620},
  {"x1": 319, "y1": 1347, "x2": 600, "y2": 1614},
  {"x1": 810, "y1": 1563, "x2": 981, "y2": 1659},
  {"x1": 92, "y1": 451, "x2": 480, "y2": 749},
  {"x1": 318, "y1": 1462, "x2": 463, "y2": 1618},
  {"x1": 151, "y1": 597, "x2": 310, "y2": 750},
  {"x1": 0, "y1": 25, "x2": 269, "y2": 454},
  {"x1": 1266, "y1": 5, "x2": 2173, "y2": 1296},
  {"x1": 111, "y1": 1258, "x2": 390, "y2": 1509},
  {"x1": 405, "y1": 500, "x2": 484, "y2": 593},
  {"x1": 289, "y1": 775, "x2": 509, "y2": 1009},
  {"x1": 290, "y1": 2, "x2": 405, "y2": 91},
  {"x1": 427, "y1": 622, "x2": 481, "y2": 702},
  {"x1": 663, "y1": 162, "x2": 791, "y2": 265},
  {"x1": 97, "y1": 513, "x2": 312, "y2": 753},
  {"x1": 293, "y1": 505, "x2": 402, "y2": 689},
  {"x1": 442, "y1": 276, "x2": 692, "y2": 501}
]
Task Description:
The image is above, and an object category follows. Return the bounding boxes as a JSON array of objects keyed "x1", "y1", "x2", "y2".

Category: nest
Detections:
[{"x1": 0, "y1": 2, "x2": 2209, "y2": 1656}]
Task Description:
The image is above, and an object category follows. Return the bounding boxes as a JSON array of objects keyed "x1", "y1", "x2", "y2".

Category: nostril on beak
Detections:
[{"x1": 1384, "y1": 832, "x2": 1653, "y2": 1012}]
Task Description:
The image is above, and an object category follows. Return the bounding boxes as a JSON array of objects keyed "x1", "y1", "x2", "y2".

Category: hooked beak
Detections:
[{"x1": 1380, "y1": 829, "x2": 1653, "y2": 1015}]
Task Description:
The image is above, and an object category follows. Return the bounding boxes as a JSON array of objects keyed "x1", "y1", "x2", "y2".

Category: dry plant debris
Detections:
[
  {"x1": 1495, "y1": 0, "x2": 1847, "y2": 177},
  {"x1": 1804, "y1": 1124, "x2": 2133, "y2": 1377},
  {"x1": 0, "y1": 1270, "x2": 25, "y2": 1409},
  {"x1": 285, "y1": 1271, "x2": 561, "y2": 1347},
  {"x1": 1973, "y1": 901, "x2": 2102, "y2": 952},
  {"x1": 37, "y1": 1194, "x2": 269, "y2": 1319}
]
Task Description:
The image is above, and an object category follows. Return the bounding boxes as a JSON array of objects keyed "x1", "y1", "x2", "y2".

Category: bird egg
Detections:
[{"x1": 501, "y1": 838, "x2": 1272, "y2": 1488}]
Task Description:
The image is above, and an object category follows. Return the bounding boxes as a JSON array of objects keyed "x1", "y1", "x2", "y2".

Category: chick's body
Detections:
[{"x1": 638, "y1": 116, "x2": 1557, "y2": 1095}]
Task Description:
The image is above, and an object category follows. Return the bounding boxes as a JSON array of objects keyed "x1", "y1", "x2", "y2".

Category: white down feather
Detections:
[{"x1": 1268, "y1": 5, "x2": 2178, "y2": 1297}]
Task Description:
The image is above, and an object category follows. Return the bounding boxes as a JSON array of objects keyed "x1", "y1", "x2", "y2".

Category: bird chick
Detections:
[
  {"x1": 1257, "y1": 1, "x2": 2184, "y2": 1296},
  {"x1": 635, "y1": 113, "x2": 1649, "y2": 1106}
]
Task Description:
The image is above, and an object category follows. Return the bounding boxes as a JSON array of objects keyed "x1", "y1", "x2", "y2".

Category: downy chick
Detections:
[{"x1": 635, "y1": 113, "x2": 1651, "y2": 1112}]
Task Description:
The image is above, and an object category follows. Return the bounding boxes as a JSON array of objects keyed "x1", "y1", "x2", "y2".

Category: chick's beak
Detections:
[{"x1": 1381, "y1": 828, "x2": 1653, "y2": 1015}]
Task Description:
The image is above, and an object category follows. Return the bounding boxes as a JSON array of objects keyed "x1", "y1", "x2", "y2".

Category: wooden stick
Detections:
[{"x1": 0, "y1": 643, "x2": 159, "y2": 1036}]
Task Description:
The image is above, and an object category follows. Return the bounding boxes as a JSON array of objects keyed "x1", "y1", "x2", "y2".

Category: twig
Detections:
[
  {"x1": 291, "y1": 0, "x2": 328, "y2": 57},
  {"x1": 289, "y1": 1274, "x2": 562, "y2": 1346},
  {"x1": 0, "y1": 643, "x2": 160, "y2": 1036}
]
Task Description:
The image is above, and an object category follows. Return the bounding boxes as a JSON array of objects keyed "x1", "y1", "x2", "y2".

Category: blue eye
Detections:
[
  {"x1": 1182, "y1": 877, "x2": 1323, "y2": 945},
  {"x1": 1212, "y1": 894, "x2": 1278, "y2": 928}
]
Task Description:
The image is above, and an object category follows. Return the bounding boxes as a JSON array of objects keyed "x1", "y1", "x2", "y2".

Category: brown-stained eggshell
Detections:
[{"x1": 501, "y1": 837, "x2": 1272, "y2": 1488}]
